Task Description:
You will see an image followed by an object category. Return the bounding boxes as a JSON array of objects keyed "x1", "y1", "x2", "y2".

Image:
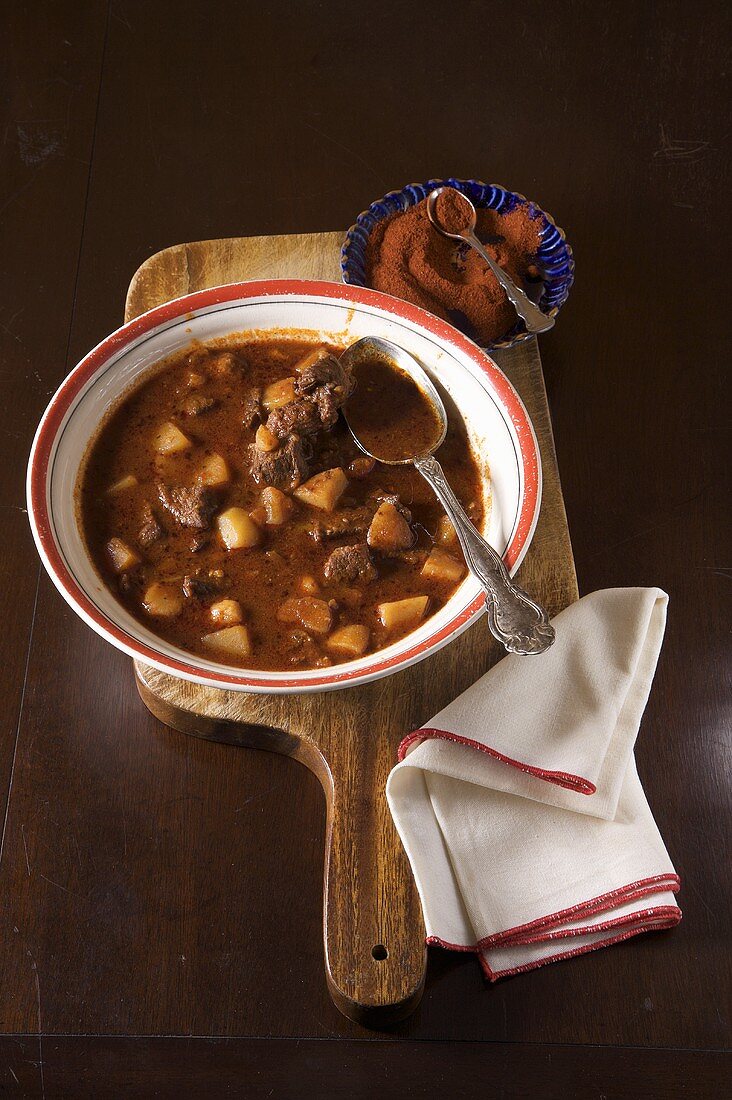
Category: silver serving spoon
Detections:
[
  {"x1": 427, "y1": 187, "x2": 554, "y2": 336},
  {"x1": 341, "y1": 337, "x2": 555, "y2": 656}
]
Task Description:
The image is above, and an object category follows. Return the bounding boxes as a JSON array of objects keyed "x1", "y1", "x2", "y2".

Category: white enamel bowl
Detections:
[{"x1": 27, "y1": 280, "x2": 542, "y2": 693}]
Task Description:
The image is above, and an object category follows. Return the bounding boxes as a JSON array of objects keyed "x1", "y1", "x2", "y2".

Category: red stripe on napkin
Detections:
[
  {"x1": 424, "y1": 874, "x2": 682, "y2": 981},
  {"x1": 398, "y1": 728, "x2": 596, "y2": 794}
]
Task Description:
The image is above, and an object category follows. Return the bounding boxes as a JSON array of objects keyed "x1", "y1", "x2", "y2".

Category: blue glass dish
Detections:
[{"x1": 341, "y1": 178, "x2": 575, "y2": 350}]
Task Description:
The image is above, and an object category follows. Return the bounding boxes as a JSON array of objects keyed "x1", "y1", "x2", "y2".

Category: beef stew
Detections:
[{"x1": 78, "y1": 338, "x2": 486, "y2": 671}]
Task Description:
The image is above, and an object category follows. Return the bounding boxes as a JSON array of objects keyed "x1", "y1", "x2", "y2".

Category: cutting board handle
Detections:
[
  {"x1": 320, "y1": 725, "x2": 427, "y2": 1025},
  {"x1": 134, "y1": 663, "x2": 427, "y2": 1026}
]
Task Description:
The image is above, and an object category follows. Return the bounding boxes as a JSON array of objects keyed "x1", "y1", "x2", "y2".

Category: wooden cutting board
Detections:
[{"x1": 125, "y1": 232, "x2": 578, "y2": 1025}]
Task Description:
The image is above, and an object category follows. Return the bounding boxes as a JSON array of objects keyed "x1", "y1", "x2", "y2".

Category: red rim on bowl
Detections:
[{"x1": 27, "y1": 280, "x2": 541, "y2": 692}]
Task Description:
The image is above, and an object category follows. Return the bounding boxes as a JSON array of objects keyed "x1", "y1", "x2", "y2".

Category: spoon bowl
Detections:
[
  {"x1": 426, "y1": 186, "x2": 479, "y2": 241},
  {"x1": 341, "y1": 336, "x2": 447, "y2": 463}
]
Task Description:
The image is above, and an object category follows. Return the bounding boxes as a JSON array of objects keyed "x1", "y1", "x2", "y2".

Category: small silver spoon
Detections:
[
  {"x1": 341, "y1": 337, "x2": 555, "y2": 655},
  {"x1": 427, "y1": 187, "x2": 554, "y2": 336}
]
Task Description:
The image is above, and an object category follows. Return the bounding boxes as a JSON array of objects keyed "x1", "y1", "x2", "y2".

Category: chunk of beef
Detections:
[
  {"x1": 265, "y1": 354, "x2": 354, "y2": 441},
  {"x1": 242, "y1": 388, "x2": 261, "y2": 429},
  {"x1": 295, "y1": 354, "x2": 353, "y2": 400},
  {"x1": 311, "y1": 385, "x2": 340, "y2": 424},
  {"x1": 323, "y1": 543, "x2": 377, "y2": 584},
  {"x1": 248, "y1": 434, "x2": 310, "y2": 491},
  {"x1": 157, "y1": 483, "x2": 220, "y2": 529},
  {"x1": 266, "y1": 388, "x2": 341, "y2": 440},
  {"x1": 138, "y1": 503, "x2": 164, "y2": 548},
  {"x1": 183, "y1": 568, "x2": 225, "y2": 599},
  {"x1": 307, "y1": 505, "x2": 373, "y2": 542},
  {"x1": 266, "y1": 398, "x2": 324, "y2": 439}
]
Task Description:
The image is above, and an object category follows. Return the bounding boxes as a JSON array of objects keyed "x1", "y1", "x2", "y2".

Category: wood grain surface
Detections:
[
  {"x1": 0, "y1": 1035, "x2": 727, "y2": 1100},
  {"x1": 126, "y1": 230, "x2": 577, "y2": 1023},
  {"x1": 1, "y1": 0, "x2": 729, "y2": 1094}
]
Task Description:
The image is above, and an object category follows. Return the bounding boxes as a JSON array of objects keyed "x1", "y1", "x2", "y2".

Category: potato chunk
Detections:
[
  {"x1": 107, "y1": 474, "x2": 138, "y2": 495},
  {"x1": 255, "y1": 424, "x2": 279, "y2": 452},
  {"x1": 367, "y1": 501, "x2": 413, "y2": 552},
  {"x1": 262, "y1": 377, "x2": 296, "y2": 410},
  {"x1": 293, "y1": 468, "x2": 348, "y2": 512},
  {"x1": 197, "y1": 452, "x2": 230, "y2": 487},
  {"x1": 298, "y1": 574, "x2": 321, "y2": 596},
  {"x1": 217, "y1": 507, "x2": 262, "y2": 550},
  {"x1": 106, "y1": 537, "x2": 140, "y2": 573},
  {"x1": 326, "y1": 624, "x2": 370, "y2": 658},
  {"x1": 154, "y1": 421, "x2": 191, "y2": 455},
  {"x1": 421, "y1": 548, "x2": 466, "y2": 584},
  {"x1": 201, "y1": 624, "x2": 252, "y2": 659},
  {"x1": 261, "y1": 486, "x2": 293, "y2": 525},
  {"x1": 436, "y1": 514, "x2": 459, "y2": 548},
  {"x1": 142, "y1": 582, "x2": 183, "y2": 618},
  {"x1": 377, "y1": 595, "x2": 429, "y2": 633},
  {"x1": 210, "y1": 598, "x2": 243, "y2": 627},
  {"x1": 277, "y1": 597, "x2": 332, "y2": 635}
]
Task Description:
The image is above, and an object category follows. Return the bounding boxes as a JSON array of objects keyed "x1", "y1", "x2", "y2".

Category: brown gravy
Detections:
[{"x1": 346, "y1": 355, "x2": 443, "y2": 462}]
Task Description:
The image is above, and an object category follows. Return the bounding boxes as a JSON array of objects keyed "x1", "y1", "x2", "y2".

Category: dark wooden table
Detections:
[{"x1": 1, "y1": 2, "x2": 729, "y2": 1096}]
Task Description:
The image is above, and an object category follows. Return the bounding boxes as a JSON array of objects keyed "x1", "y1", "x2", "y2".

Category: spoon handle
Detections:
[
  {"x1": 415, "y1": 454, "x2": 555, "y2": 655},
  {"x1": 464, "y1": 230, "x2": 554, "y2": 335}
]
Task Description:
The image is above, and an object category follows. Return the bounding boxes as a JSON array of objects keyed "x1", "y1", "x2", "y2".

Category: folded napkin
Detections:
[{"x1": 386, "y1": 588, "x2": 681, "y2": 980}]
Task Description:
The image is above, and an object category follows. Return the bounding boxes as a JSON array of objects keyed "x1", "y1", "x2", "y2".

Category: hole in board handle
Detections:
[{"x1": 371, "y1": 944, "x2": 388, "y2": 961}]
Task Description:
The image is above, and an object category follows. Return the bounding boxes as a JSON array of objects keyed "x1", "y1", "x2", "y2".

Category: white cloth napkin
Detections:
[{"x1": 386, "y1": 588, "x2": 681, "y2": 980}]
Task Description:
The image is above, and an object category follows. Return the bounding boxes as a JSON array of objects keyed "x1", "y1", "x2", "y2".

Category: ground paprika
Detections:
[{"x1": 364, "y1": 190, "x2": 543, "y2": 345}]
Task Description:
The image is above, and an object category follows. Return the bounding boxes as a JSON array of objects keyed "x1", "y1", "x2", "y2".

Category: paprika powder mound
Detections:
[{"x1": 364, "y1": 190, "x2": 543, "y2": 346}]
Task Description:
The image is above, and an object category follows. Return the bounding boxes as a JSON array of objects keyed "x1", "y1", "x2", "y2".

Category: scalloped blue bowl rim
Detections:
[{"x1": 341, "y1": 177, "x2": 575, "y2": 350}]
